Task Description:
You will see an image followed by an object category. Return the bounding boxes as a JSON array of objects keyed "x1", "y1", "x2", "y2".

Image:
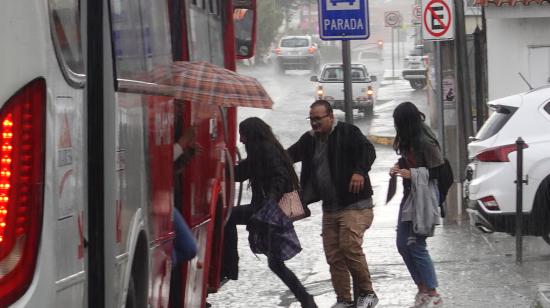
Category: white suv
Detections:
[
  {"x1": 464, "y1": 85, "x2": 550, "y2": 242},
  {"x1": 274, "y1": 35, "x2": 321, "y2": 74}
]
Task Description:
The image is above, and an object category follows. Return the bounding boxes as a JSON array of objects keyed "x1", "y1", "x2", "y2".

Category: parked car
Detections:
[
  {"x1": 310, "y1": 63, "x2": 377, "y2": 115},
  {"x1": 357, "y1": 50, "x2": 383, "y2": 62},
  {"x1": 463, "y1": 85, "x2": 550, "y2": 243},
  {"x1": 274, "y1": 35, "x2": 321, "y2": 74},
  {"x1": 402, "y1": 45, "x2": 428, "y2": 90}
]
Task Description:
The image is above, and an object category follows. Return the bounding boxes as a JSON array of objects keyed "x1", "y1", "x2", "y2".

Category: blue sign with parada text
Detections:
[{"x1": 318, "y1": 0, "x2": 370, "y2": 40}]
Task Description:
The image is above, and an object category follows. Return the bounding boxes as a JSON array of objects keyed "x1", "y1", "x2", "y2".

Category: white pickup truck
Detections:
[{"x1": 310, "y1": 63, "x2": 378, "y2": 115}]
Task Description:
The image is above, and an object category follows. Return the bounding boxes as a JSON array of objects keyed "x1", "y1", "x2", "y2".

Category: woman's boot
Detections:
[{"x1": 300, "y1": 294, "x2": 318, "y2": 308}]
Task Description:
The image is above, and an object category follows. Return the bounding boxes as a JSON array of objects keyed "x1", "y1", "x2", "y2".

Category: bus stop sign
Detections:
[{"x1": 318, "y1": 0, "x2": 370, "y2": 40}]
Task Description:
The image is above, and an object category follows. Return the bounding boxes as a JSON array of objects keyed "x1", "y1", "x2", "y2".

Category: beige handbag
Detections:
[{"x1": 278, "y1": 191, "x2": 306, "y2": 221}]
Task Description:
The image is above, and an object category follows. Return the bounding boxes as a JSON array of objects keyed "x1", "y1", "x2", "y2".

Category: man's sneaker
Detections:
[
  {"x1": 421, "y1": 294, "x2": 443, "y2": 307},
  {"x1": 356, "y1": 292, "x2": 379, "y2": 308},
  {"x1": 330, "y1": 301, "x2": 354, "y2": 308}
]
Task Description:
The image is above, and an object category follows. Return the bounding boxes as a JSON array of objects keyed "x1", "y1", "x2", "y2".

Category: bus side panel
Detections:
[
  {"x1": 113, "y1": 93, "x2": 149, "y2": 305},
  {"x1": 1, "y1": 1, "x2": 87, "y2": 307},
  {"x1": 150, "y1": 240, "x2": 174, "y2": 308},
  {"x1": 52, "y1": 94, "x2": 86, "y2": 307},
  {"x1": 146, "y1": 95, "x2": 175, "y2": 308},
  {"x1": 183, "y1": 221, "x2": 209, "y2": 308}
]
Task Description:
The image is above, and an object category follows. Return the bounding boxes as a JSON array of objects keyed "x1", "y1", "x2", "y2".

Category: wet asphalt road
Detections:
[{"x1": 207, "y1": 64, "x2": 550, "y2": 308}]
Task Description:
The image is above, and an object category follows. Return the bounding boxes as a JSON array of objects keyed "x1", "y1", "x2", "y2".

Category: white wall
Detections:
[{"x1": 485, "y1": 7, "x2": 550, "y2": 100}]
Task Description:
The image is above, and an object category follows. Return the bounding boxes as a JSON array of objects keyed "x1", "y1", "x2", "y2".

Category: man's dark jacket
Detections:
[{"x1": 287, "y1": 122, "x2": 376, "y2": 209}]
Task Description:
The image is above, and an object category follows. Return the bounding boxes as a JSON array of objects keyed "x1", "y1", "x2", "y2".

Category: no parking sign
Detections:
[{"x1": 422, "y1": 0, "x2": 454, "y2": 40}]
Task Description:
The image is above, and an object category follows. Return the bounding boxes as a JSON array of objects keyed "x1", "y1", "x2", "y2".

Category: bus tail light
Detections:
[
  {"x1": 0, "y1": 79, "x2": 45, "y2": 307},
  {"x1": 474, "y1": 143, "x2": 528, "y2": 162}
]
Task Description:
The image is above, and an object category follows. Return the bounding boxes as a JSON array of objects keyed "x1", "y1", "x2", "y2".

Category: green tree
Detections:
[
  {"x1": 255, "y1": 0, "x2": 284, "y2": 63},
  {"x1": 255, "y1": 0, "x2": 317, "y2": 64}
]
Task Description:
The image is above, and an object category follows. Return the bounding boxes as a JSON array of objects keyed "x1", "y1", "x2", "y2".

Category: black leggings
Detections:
[
  {"x1": 267, "y1": 257, "x2": 311, "y2": 303},
  {"x1": 222, "y1": 204, "x2": 312, "y2": 304}
]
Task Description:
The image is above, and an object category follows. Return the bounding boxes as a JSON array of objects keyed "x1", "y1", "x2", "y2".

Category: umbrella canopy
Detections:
[{"x1": 167, "y1": 61, "x2": 273, "y2": 109}]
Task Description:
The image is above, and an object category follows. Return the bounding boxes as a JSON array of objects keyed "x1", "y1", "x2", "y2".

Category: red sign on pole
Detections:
[
  {"x1": 384, "y1": 11, "x2": 402, "y2": 28},
  {"x1": 413, "y1": 5, "x2": 421, "y2": 20},
  {"x1": 422, "y1": 0, "x2": 454, "y2": 40}
]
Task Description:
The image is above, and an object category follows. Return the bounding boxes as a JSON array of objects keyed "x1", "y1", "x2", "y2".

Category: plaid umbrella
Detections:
[{"x1": 166, "y1": 61, "x2": 273, "y2": 109}]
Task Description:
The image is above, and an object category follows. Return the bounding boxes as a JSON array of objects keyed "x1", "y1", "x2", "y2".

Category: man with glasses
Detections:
[{"x1": 287, "y1": 100, "x2": 378, "y2": 308}]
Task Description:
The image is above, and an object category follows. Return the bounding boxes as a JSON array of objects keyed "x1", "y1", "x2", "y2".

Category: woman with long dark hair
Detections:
[
  {"x1": 389, "y1": 102, "x2": 444, "y2": 308},
  {"x1": 223, "y1": 117, "x2": 317, "y2": 308}
]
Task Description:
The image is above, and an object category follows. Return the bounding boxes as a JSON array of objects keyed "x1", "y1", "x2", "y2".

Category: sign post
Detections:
[
  {"x1": 412, "y1": 4, "x2": 422, "y2": 24},
  {"x1": 384, "y1": 11, "x2": 402, "y2": 80},
  {"x1": 318, "y1": 0, "x2": 370, "y2": 124}
]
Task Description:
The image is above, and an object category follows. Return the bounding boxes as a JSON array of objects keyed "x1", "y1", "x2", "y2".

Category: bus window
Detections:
[
  {"x1": 109, "y1": 0, "x2": 172, "y2": 84},
  {"x1": 110, "y1": 0, "x2": 146, "y2": 81},
  {"x1": 188, "y1": 0, "x2": 223, "y2": 66},
  {"x1": 48, "y1": 0, "x2": 85, "y2": 81}
]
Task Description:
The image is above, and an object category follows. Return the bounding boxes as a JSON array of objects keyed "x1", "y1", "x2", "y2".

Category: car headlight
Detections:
[
  {"x1": 317, "y1": 86, "x2": 324, "y2": 97},
  {"x1": 365, "y1": 86, "x2": 374, "y2": 96}
]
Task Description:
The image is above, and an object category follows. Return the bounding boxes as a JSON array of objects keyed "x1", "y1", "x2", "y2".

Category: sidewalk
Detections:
[
  {"x1": 365, "y1": 70, "x2": 433, "y2": 146},
  {"x1": 365, "y1": 71, "x2": 406, "y2": 146},
  {"x1": 366, "y1": 191, "x2": 550, "y2": 307}
]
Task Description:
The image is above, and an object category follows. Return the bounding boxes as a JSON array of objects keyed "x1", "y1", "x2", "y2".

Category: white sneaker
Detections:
[
  {"x1": 420, "y1": 294, "x2": 443, "y2": 307},
  {"x1": 330, "y1": 301, "x2": 354, "y2": 308},
  {"x1": 411, "y1": 292, "x2": 429, "y2": 307},
  {"x1": 356, "y1": 292, "x2": 379, "y2": 308}
]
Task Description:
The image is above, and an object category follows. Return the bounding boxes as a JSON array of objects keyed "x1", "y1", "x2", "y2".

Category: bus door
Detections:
[{"x1": 88, "y1": 0, "x2": 176, "y2": 307}]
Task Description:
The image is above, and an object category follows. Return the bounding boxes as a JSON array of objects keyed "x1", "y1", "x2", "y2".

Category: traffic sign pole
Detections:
[
  {"x1": 391, "y1": 27, "x2": 395, "y2": 81},
  {"x1": 384, "y1": 10, "x2": 401, "y2": 82},
  {"x1": 317, "y1": 0, "x2": 370, "y2": 123},
  {"x1": 342, "y1": 41, "x2": 353, "y2": 124}
]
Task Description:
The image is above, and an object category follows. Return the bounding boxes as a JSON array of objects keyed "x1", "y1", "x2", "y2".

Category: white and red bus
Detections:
[{"x1": 0, "y1": 0, "x2": 257, "y2": 307}]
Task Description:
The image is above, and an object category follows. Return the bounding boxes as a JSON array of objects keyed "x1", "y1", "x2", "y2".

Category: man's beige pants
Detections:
[{"x1": 321, "y1": 208, "x2": 374, "y2": 302}]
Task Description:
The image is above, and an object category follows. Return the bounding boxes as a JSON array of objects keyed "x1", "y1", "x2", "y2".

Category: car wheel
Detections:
[
  {"x1": 533, "y1": 176, "x2": 550, "y2": 245},
  {"x1": 410, "y1": 80, "x2": 426, "y2": 90},
  {"x1": 366, "y1": 105, "x2": 374, "y2": 115},
  {"x1": 360, "y1": 105, "x2": 373, "y2": 116}
]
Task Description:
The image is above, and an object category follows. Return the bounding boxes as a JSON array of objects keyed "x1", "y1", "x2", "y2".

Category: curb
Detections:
[
  {"x1": 536, "y1": 284, "x2": 550, "y2": 308},
  {"x1": 367, "y1": 135, "x2": 394, "y2": 146}
]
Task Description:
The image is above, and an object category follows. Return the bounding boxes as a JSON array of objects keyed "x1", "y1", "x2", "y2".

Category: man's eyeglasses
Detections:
[{"x1": 307, "y1": 114, "x2": 330, "y2": 122}]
